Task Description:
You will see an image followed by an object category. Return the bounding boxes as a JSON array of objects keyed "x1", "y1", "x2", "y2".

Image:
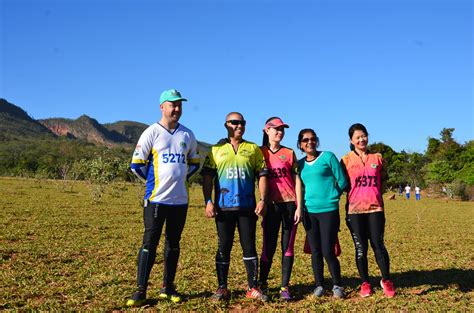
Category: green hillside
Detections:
[
  {"x1": 103, "y1": 120, "x2": 148, "y2": 143},
  {"x1": 0, "y1": 98, "x2": 54, "y2": 140}
]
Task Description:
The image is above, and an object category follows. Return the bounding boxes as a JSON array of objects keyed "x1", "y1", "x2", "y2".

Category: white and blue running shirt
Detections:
[{"x1": 131, "y1": 123, "x2": 200, "y2": 205}]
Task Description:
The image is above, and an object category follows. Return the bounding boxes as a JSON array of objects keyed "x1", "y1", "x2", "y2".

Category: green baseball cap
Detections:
[{"x1": 159, "y1": 89, "x2": 188, "y2": 104}]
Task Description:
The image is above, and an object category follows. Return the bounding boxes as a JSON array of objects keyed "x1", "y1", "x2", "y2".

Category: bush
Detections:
[{"x1": 446, "y1": 180, "x2": 468, "y2": 201}]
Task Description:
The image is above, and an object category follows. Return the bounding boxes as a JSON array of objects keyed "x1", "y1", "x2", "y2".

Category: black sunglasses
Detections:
[
  {"x1": 301, "y1": 137, "x2": 317, "y2": 143},
  {"x1": 226, "y1": 120, "x2": 246, "y2": 126}
]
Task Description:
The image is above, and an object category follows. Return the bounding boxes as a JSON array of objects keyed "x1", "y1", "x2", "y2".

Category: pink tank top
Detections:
[
  {"x1": 261, "y1": 146, "x2": 297, "y2": 203},
  {"x1": 341, "y1": 151, "x2": 384, "y2": 214}
]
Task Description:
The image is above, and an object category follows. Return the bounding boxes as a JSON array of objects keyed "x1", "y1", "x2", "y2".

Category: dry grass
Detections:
[{"x1": 1, "y1": 177, "x2": 472, "y2": 310}]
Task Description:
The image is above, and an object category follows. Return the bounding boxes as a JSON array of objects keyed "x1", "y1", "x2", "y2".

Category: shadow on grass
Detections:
[
  {"x1": 115, "y1": 291, "x2": 214, "y2": 310},
  {"x1": 273, "y1": 268, "x2": 473, "y2": 299},
  {"x1": 392, "y1": 268, "x2": 473, "y2": 293},
  {"x1": 185, "y1": 290, "x2": 215, "y2": 300},
  {"x1": 116, "y1": 268, "x2": 473, "y2": 309}
]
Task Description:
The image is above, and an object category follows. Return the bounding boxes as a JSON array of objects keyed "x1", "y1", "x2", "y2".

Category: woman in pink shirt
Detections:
[
  {"x1": 341, "y1": 123, "x2": 396, "y2": 298},
  {"x1": 258, "y1": 117, "x2": 302, "y2": 301}
]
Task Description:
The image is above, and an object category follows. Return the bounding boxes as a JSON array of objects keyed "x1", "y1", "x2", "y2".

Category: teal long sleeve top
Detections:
[{"x1": 298, "y1": 151, "x2": 348, "y2": 213}]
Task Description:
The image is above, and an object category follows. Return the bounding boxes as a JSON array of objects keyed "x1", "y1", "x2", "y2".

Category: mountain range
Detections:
[{"x1": 0, "y1": 98, "x2": 210, "y2": 152}]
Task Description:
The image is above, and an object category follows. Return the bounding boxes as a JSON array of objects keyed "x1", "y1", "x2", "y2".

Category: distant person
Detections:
[
  {"x1": 297, "y1": 128, "x2": 347, "y2": 299},
  {"x1": 127, "y1": 89, "x2": 200, "y2": 307},
  {"x1": 341, "y1": 123, "x2": 396, "y2": 298},
  {"x1": 258, "y1": 117, "x2": 302, "y2": 301},
  {"x1": 405, "y1": 184, "x2": 411, "y2": 200},
  {"x1": 398, "y1": 185, "x2": 403, "y2": 197},
  {"x1": 415, "y1": 186, "x2": 421, "y2": 200},
  {"x1": 201, "y1": 112, "x2": 269, "y2": 302}
]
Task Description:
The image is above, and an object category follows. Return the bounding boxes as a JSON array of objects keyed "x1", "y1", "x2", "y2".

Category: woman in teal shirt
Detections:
[{"x1": 297, "y1": 128, "x2": 348, "y2": 298}]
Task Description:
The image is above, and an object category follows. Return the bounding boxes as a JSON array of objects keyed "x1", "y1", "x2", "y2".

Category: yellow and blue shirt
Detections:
[{"x1": 201, "y1": 139, "x2": 268, "y2": 211}]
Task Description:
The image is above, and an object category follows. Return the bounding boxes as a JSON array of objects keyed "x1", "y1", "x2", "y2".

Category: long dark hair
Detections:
[
  {"x1": 262, "y1": 116, "x2": 280, "y2": 146},
  {"x1": 297, "y1": 128, "x2": 319, "y2": 152},
  {"x1": 348, "y1": 123, "x2": 369, "y2": 151}
]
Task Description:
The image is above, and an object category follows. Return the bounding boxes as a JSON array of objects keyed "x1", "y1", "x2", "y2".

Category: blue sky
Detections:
[{"x1": 1, "y1": 0, "x2": 472, "y2": 158}]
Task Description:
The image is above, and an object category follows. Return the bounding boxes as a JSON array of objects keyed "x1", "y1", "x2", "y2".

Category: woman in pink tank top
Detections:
[
  {"x1": 258, "y1": 117, "x2": 302, "y2": 301},
  {"x1": 341, "y1": 123, "x2": 396, "y2": 298}
]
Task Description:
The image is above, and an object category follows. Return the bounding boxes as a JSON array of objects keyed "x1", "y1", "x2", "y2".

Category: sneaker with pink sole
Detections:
[
  {"x1": 380, "y1": 279, "x2": 396, "y2": 298},
  {"x1": 360, "y1": 282, "x2": 373, "y2": 297}
]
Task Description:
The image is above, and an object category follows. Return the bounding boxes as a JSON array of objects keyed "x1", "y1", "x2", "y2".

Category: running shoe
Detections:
[
  {"x1": 259, "y1": 281, "x2": 269, "y2": 294},
  {"x1": 246, "y1": 287, "x2": 269, "y2": 302},
  {"x1": 313, "y1": 286, "x2": 324, "y2": 297},
  {"x1": 360, "y1": 282, "x2": 373, "y2": 297},
  {"x1": 159, "y1": 285, "x2": 182, "y2": 303},
  {"x1": 380, "y1": 279, "x2": 396, "y2": 298},
  {"x1": 210, "y1": 287, "x2": 231, "y2": 302},
  {"x1": 280, "y1": 286, "x2": 292, "y2": 301},
  {"x1": 126, "y1": 290, "x2": 146, "y2": 307},
  {"x1": 332, "y1": 285, "x2": 345, "y2": 299}
]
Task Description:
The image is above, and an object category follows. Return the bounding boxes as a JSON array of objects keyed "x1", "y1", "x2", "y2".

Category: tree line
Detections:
[
  {"x1": 0, "y1": 128, "x2": 472, "y2": 199},
  {"x1": 368, "y1": 128, "x2": 472, "y2": 199}
]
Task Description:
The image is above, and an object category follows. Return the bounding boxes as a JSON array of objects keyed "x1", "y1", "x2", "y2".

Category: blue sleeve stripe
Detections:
[
  {"x1": 187, "y1": 164, "x2": 199, "y2": 180},
  {"x1": 131, "y1": 163, "x2": 144, "y2": 169}
]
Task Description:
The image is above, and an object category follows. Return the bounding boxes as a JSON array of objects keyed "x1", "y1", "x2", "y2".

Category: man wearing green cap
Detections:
[{"x1": 127, "y1": 89, "x2": 200, "y2": 306}]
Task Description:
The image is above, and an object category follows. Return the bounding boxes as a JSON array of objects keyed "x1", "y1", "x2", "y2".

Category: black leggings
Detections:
[
  {"x1": 346, "y1": 211, "x2": 390, "y2": 282},
  {"x1": 260, "y1": 201, "x2": 298, "y2": 287},
  {"x1": 303, "y1": 210, "x2": 341, "y2": 286},
  {"x1": 215, "y1": 210, "x2": 258, "y2": 288},
  {"x1": 136, "y1": 202, "x2": 188, "y2": 290}
]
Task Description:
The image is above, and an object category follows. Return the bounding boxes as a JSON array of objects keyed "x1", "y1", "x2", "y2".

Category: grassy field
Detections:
[{"x1": 1, "y1": 177, "x2": 473, "y2": 311}]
